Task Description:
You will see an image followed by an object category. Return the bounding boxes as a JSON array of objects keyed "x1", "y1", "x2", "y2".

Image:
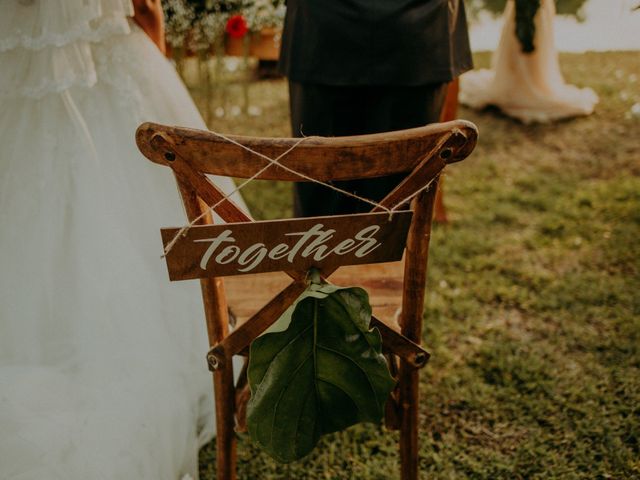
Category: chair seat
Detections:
[{"x1": 223, "y1": 260, "x2": 405, "y2": 333}]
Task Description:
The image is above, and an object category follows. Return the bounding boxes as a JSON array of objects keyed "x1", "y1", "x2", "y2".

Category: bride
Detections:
[
  {"x1": 460, "y1": 0, "x2": 599, "y2": 123},
  {"x1": 0, "y1": 1, "x2": 246, "y2": 478}
]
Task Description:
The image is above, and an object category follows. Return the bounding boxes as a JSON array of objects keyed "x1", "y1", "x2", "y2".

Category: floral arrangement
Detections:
[
  {"x1": 163, "y1": 0, "x2": 286, "y2": 53},
  {"x1": 244, "y1": 0, "x2": 286, "y2": 32},
  {"x1": 163, "y1": 0, "x2": 197, "y2": 50},
  {"x1": 225, "y1": 14, "x2": 249, "y2": 38}
]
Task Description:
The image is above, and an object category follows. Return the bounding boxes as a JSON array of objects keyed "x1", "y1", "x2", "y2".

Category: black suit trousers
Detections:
[{"x1": 289, "y1": 81, "x2": 447, "y2": 217}]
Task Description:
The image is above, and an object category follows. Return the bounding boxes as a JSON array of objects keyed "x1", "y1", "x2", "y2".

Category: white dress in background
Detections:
[
  {"x1": 460, "y1": 0, "x2": 599, "y2": 123},
  {"x1": 0, "y1": 1, "x2": 247, "y2": 478}
]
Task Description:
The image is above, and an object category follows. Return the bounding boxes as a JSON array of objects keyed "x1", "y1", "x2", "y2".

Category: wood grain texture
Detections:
[
  {"x1": 162, "y1": 211, "x2": 412, "y2": 280},
  {"x1": 153, "y1": 134, "x2": 251, "y2": 224},
  {"x1": 224, "y1": 263, "x2": 404, "y2": 330},
  {"x1": 371, "y1": 318, "x2": 430, "y2": 369},
  {"x1": 208, "y1": 279, "x2": 308, "y2": 362},
  {"x1": 370, "y1": 127, "x2": 467, "y2": 213},
  {"x1": 221, "y1": 261, "x2": 430, "y2": 368},
  {"x1": 398, "y1": 185, "x2": 439, "y2": 480},
  {"x1": 175, "y1": 178, "x2": 237, "y2": 480},
  {"x1": 136, "y1": 120, "x2": 477, "y2": 181}
]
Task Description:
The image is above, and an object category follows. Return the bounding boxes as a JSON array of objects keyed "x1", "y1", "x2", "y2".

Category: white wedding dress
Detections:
[
  {"x1": 0, "y1": 1, "x2": 247, "y2": 478},
  {"x1": 460, "y1": 0, "x2": 598, "y2": 123}
]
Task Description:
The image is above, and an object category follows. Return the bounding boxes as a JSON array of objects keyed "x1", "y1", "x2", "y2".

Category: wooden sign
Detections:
[{"x1": 161, "y1": 211, "x2": 413, "y2": 281}]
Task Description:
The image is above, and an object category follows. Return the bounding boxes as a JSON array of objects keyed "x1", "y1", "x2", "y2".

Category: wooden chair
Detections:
[{"x1": 136, "y1": 119, "x2": 477, "y2": 480}]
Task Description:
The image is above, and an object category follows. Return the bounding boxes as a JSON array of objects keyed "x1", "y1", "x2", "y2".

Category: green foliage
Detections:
[{"x1": 247, "y1": 281, "x2": 396, "y2": 463}]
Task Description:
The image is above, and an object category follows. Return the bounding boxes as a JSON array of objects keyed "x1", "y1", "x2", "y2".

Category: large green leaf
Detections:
[{"x1": 246, "y1": 282, "x2": 396, "y2": 463}]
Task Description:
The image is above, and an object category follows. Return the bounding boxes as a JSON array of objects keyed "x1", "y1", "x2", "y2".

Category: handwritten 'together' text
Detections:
[{"x1": 194, "y1": 223, "x2": 382, "y2": 273}]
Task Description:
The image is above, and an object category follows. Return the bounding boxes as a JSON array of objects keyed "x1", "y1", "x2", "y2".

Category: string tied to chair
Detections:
[{"x1": 162, "y1": 129, "x2": 451, "y2": 257}]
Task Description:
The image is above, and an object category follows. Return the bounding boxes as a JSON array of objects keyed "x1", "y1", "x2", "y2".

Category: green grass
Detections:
[{"x1": 194, "y1": 51, "x2": 640, "y2": 479}]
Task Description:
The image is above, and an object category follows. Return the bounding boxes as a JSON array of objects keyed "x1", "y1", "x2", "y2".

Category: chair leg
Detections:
[
  {"x1": 214, "y1": 366, "x2": 237, "y2": 480},
  {"x1": 435, "y1": 77, "x2": 460, "y2": 225},
  {"x1": 398, "y1": 187, "x2": 438, "y2": 479},
  {"x1": 399, "y1": 365, "x2": 420, "y2": 480},
  {"x1": 433, "y1": 176, "x2": 448, "y2": 224},
  {"x1": 175, "y1": 180, "x2": 239, "y2": 478}
]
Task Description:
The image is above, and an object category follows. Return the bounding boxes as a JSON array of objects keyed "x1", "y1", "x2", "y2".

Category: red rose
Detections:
[{"x1": 226, "y1": 15, "x2": 248, "y2": 38}]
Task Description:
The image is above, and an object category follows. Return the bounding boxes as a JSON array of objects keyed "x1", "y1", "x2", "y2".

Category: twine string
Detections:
[
  {"x1": 390, "y1": 176, "x2": 439, "y2": 213},
  {"x1": 162, "y1": 136, "x2": 309, "y2": 256},
  {"x1": 206, "y1": 130, "x2": 396, "y2": 215},
  {"x1": 162, "y1": 129, "x2": 449, "y2": 256}
]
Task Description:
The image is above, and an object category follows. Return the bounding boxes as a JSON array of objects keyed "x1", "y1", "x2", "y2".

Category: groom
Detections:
[{"x1": 279, "y1": 0, "x2": 472, "y2": 217}]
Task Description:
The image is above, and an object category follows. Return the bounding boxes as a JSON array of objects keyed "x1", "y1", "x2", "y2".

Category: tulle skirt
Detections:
[{"x1": 0, "y1": 23, "x2": 245, "y2": 480}]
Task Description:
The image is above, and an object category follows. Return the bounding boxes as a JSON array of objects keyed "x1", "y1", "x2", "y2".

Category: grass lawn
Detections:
[{"x1": 193, "y1": 51, "x2": 640, "y2": 479}]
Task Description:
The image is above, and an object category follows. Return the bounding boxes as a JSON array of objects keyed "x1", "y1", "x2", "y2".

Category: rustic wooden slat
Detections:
[
  {"x1": 223, "y1": 271, "x2": 291, "y2": 326},
  {"x1": 136, "y1": 120, "x2": 477, "y2": 181},
  {"x1": 398, "y1": 184, "x2": 439, "y2": 480},
  {"x1": 372, "y1": 145, "x2": 446, "y2": 212},
  {"x1": 161, "y1": 211, "x2": 412, "y2": 280},
  {"x1": 371, "y1": 318, "x2": 430, "y2": 369},
  {"x1": 224, "y1": 266, "x2": 402, "y2": 329},
  {"x1": 175, "y1": 178, "x2": 237, "y2": 480},
  {"x1": 221, "y1": 262, "x2": 429, "y2": 368},
  {"x1": 385, "y1": 385, "x2": 401, "y2": 431},
  {"x1": 153, "y1": 133, "x2": 251, "y2": 224},
  {"x1": 234, "y1": 359, "x2": 250, "y2": 433},
  {"x1": 372, "y1": 128, "x2": 470, "y2": 213},
  {"x1": 207, "y1": 280, "x2": 308, "y2": 364}
]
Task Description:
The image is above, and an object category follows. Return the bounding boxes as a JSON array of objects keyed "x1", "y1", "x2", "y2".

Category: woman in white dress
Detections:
[
  {"x1": 0, "y1": 1, "x2": 246, "y2": 478},
  {"x1": 460, "y1": 0, "x2": 599, "y2": 123}
]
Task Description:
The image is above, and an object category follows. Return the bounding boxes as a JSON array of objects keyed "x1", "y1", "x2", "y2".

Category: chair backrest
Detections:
[
  {"x1": 137, "y1": 119, "x2": 476, "y2": 219},
  {"x1": 137, "y1": 120, "x2": 476, "y2": 181}
]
